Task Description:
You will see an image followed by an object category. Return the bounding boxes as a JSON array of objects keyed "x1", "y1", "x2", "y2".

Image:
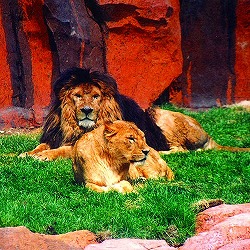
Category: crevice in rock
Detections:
[
  {"x1": 135, "y1": 16, "x2": 167, "y2": 28},
  {"x1": 99, "y1": 3, "x2": 138, "y2": 22},
  {"x1": 84, "y1": 0, "x2": 108, "y2": 73},
  {"x1": 1, "y1": 0, "x2": 33, "y2": 108}
]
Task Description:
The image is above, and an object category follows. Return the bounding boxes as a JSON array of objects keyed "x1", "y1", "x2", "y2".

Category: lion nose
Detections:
[
  {"x1": 142, "y1": 149, "x2": 150, "y2": 156},
  {"x1": 81, "y1": 106, "x2": 93, "y2": 115}
]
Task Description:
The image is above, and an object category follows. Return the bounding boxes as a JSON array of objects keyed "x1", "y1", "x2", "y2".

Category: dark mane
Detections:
[
  {"x1": 52, "y1": 67, "x2": 118, "y2": 105},
  {"x1": 40, "y1": 67, "x2": 170, "y2": 151},
  {"x1": 117, "y1": 95, "x2": 170, "y2": 151},
  {"x1": 40, "y1": 68, "x2": 119, "y2": 148}
]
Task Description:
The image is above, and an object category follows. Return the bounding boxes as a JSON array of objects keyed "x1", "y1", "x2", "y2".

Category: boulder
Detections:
[
  {"x1": 0, "y1": 226, "x2": 97, "y2": 250},
  {"x1": 170, "y1": 0, "x2": 250, "y2": 108},
  {"x1": 0, "y1": 0, "x2": 250, "y2": 128},
  {"x1": 1, "y1": 0, "x2": 53, "y2": 111},
  {"x1": 180, "y1": 204, "x2": 250, "y2": 250},
  {"x1": 196, "y1": 203, "x2": 250, "y2": 233},
  {"x1": 0, "y1": 204, "x2": 250, "y2": 249},
  {"x1": 180, "y1": 212, "x2": 250, "y2": 250},
  {"x1": 85, "y1": 238, "x2": 175, "y2": 250}
]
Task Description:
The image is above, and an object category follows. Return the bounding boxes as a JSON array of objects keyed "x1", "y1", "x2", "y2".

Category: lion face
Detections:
[
  {"x1": 104, "y1": 121, "x2": 150, "y2": 165},
  {"x1": 58, "y1": 78, "x2": 123, "y2": 145},
  {"x1": 69, "y1": 84, "x2": 102, "y2": 130}
]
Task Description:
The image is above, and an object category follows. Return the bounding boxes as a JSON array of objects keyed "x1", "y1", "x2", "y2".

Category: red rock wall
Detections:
[
  {"x1": 0, "y1": 0, "x2": 249, "y2": 128},
  {"x1": 20, "y1": 0, "x2": 53, "y2": 123},
  {"x1": 0, "y1": 9, "x2": 12, "y2": 107},
  {"x1": 0, "y1": 0, "x2": 53, "y2": 125},
  {"x1": 168, "y1": 0, "x2": 250, "y2": 108},
  {"x1": 100, "y1": 0, "x2": 183, "y2": 108},
  {"x1": 234, "y1": 0, "x2": 250, "y2": 103}
]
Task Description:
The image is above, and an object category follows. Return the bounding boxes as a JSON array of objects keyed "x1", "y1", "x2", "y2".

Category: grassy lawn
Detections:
[{"x1": 0, "y1": 106, "x2": 249, "y2": 246}]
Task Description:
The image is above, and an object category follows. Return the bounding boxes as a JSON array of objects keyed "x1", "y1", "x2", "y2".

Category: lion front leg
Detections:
[
  {"x1": 19, "y1": 143, "x2": 50, "y2": 158},
  {"x1": 112, "y1": 180, "x2": 133, "y2": 193},
  {"x1": 85, "y1": 183, "x2": 110, "y2": 193},
  {"x1": 86, "y1": 181, "x2": 133, "y2": 193},
  {"x1": 32, "y1": 145, "x2": 73, "y2": 161},
  {"x1": 165, "y1": 165, "x2": 175, "y2": 180}
]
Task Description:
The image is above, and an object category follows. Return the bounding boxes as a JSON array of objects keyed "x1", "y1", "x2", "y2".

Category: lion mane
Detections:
[{"x1": 41, "y1": 68, "x2": 122, "y2": 148}]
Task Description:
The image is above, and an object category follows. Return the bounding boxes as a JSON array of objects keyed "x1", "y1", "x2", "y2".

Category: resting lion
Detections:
[
  {"x1": 21, "y1": 67, "x2": 250, "y2": 163},
  {"x1": 73, "y1": 120, "x2": 173, "y2": 193}
]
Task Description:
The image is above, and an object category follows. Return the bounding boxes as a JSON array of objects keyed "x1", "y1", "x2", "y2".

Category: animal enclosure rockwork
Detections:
[
  {"x1": 0, "y1": 0, "x2": 249, "y2": 128},
  {"x1": 1, "y1": 204, "x2": 250, "y2": 249}
]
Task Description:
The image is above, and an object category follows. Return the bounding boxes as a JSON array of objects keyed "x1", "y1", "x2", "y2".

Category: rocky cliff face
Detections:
[
  {"x1": 170, "y1": 0, "x2": 250, "y2": 108},
  {"x1": 100, "y1": 0, "x2": 183, "y2": 108},
  {"x1": 0, "y1": 0, "x2": 249, "y2": 128}
]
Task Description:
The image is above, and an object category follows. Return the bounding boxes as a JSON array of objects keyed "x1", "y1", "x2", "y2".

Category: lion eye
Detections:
[
  {"x1": 74, "y1": 93, "x2": 82, "y2": 99},
  {"x1": 128, "y1": 136, "x2": 135, "y2": 143},
  {"x1": 93, "y1": 94, "x2": 100, "y2": 100}
]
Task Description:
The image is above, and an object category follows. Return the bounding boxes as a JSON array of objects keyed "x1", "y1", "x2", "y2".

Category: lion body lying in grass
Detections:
[
  {"x1": 73, "y1": 120, "x2": 173, "y2": 193},
  {"x1": 21, "y1": 68, "x2": 249, "y2": 164}
]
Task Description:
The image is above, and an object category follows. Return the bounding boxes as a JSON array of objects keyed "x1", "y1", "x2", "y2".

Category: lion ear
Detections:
[{"x1": 104, "y1": 122, "x2": 118, "y2": 138}]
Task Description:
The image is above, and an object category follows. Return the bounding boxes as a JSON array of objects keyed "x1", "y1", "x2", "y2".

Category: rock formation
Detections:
[
  {"x1": 0, "y1": 0, "x2": 249, "y2": 128},
  {"x1": 1, "y1": 204, "x2": 250, "y2": 249}
]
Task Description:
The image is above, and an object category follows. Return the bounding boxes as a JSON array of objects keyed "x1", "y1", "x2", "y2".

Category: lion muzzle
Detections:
[
  {"x1": 81, "y1": 106, "x2": 93, "y2": 115},
  {"x1": 78, "y1": 118, "x2": 96, "y2": 129},
  {"x1": 142, "y1": 149, "x2": 150, "y2": 156},
  {"x1": 130, "y1": 148, "x2": 150, "y2": 166},
  {"x1": 77, "y1": 106, "x2": 97, "y2": 129}
]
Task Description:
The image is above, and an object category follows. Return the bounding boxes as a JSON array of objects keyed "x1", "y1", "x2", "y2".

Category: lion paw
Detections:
[
  {"x1": 33, "y1": 155, "x2": 50, "y2": 161},
  {"x1": 112, "y1": 181, "x2": 133, "y2": 193},
  {"x1": 166, "y1": 168, "x2": 175, "y2": 181},
  {"x1": 32, "y1": 152, "x2": 55, "y2": 161},
  {"x1": 19, "y1": 151, "x2": 52, "y2": 161},
  {"x1": 19, "y1": 152, "x2": 29, "y2": 158}
]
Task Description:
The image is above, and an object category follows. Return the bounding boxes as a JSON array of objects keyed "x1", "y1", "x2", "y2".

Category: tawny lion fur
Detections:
[
  {"x1": 21, "y1": 68, "x2": 249, "y2": 166},
  {"x1": 73, "y1": 120, "x2": 173, "y2": 193}
]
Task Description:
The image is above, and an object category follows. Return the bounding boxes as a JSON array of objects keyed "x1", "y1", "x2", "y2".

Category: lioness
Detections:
[{"x1": 72, "y1": 120, "x2": 173, "y2": 193}]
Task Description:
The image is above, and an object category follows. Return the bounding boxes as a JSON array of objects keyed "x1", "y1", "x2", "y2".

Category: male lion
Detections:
[
  {"x1": 21, "y1": 67, "x2": 249, "y2": 162},
  {"x1": 20, "y1": 68, "x2": 122, "y2": 160},
  {"x1": 73, "y1": 120, "x2": 173, "y2": 193}
]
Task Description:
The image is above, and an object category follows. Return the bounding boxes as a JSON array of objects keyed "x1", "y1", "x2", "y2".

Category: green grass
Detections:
[{"x1": 0, "y1": 106, "x2": 249, "y2": 246}]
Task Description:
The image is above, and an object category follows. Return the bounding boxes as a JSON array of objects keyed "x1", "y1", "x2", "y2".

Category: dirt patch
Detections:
[{"x1": 0, "y1": 127, "x2": 42, "y2": 136}]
